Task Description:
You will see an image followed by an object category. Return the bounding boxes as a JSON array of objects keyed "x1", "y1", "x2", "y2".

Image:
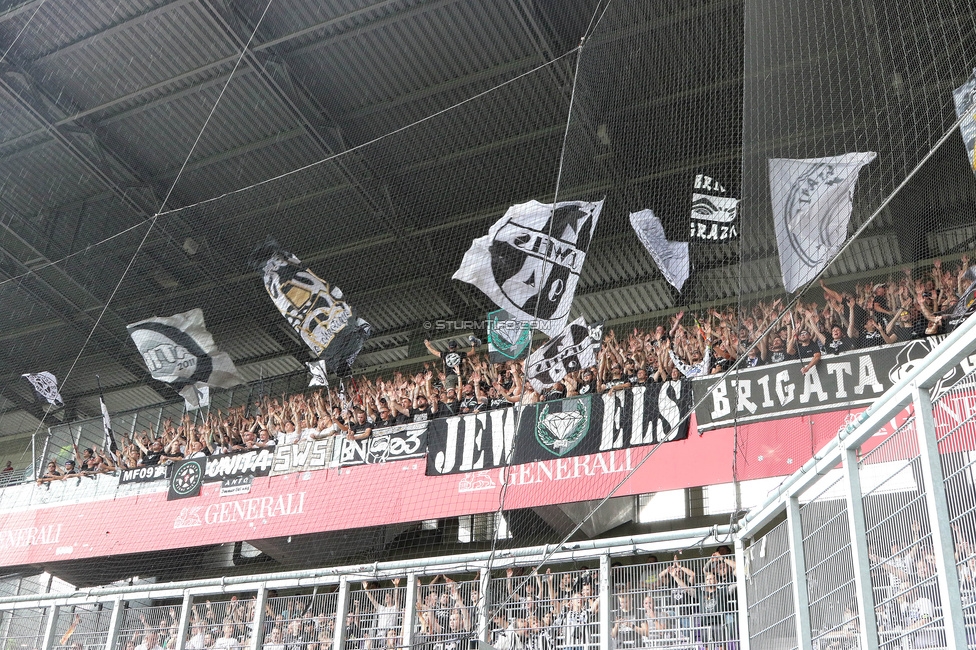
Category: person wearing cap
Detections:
[
  {"x1": 62, "y1": 459, "x2": 81, "y2": 478},
  {"x1": 786, "y1": 325, "x2": 822, "y2": 375},
  {"x1": 424, "y1": 337, "x2": 475, "y2": 390}
]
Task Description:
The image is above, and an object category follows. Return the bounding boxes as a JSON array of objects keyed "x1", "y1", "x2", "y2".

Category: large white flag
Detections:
[
  {"x1": 127, "y1": 308, "x2": 242, "y2": 390},
  {"x1": 769, "y1": 152, "x2": 876, "y2": 293},
  {"x1": 179, "y1": 383, "x2": 210, "y2": 411},
  {"x1": 629, "y1": 209, "x2": 690, "y2": 291},
  {"x1": 453, "y1": 199, "x2": 602, "y2": 338}
]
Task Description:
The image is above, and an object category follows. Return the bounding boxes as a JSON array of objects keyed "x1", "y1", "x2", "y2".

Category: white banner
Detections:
[
  {"x1": 769, "y1": 152, "x2": 876, "y2": 293},
  {"x1": 629, "y1": 209, "x2": 689, "y2": 291}
]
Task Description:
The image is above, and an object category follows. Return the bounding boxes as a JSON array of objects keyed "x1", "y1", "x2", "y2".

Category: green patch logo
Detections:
[
  {"x1": 535, "y1": 396, "x2": 590, "y2": 456},
  {"x1": 487, "y1": 309, "x2": 531, "y2": 361}
]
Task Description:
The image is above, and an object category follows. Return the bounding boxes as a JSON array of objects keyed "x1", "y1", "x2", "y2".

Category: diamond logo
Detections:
[{"x1": 535, "y1": 397, "x2": 590, "y2": 456}]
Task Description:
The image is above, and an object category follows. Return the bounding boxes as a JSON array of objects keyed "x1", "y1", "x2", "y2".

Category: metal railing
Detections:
[{"x1": 736, "y1": 311, "x2": 976, "y2": 649}]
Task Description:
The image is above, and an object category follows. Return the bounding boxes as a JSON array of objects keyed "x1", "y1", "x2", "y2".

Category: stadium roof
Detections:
[{"x1": 0, "y1": 0, "x2": 974, "y2": 433}]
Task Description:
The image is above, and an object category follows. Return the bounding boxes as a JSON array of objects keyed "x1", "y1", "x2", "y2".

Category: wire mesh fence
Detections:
[
  {"x1": 744, "y1": 522, "x2": 796, "y2": 650},
  {"x1": 0, "y1": 607, "x2": 48, "y2": 650}
]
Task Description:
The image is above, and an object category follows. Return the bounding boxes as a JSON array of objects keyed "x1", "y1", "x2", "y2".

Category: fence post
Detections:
[
  {"x1": 476, "y1": 566, "x2": 490, "y2": 642},
  {"x1": 250, "y1": 585, "x2": 268, "y2": 650},
  {"x1": 733, "y1": 537, "x2": 750, "y2": 650},
  {"x1": 173, "y1": 591, "x2": 193, "y2": 650},
  {"x1": 333, "y1": 576, "x2": 350, "y2": 650},
  {"x1": 842, "y1": 447, "x2": 880, "y2": 650},
  {"x1": 599, "y1": 552, "x2": 610, "y2": 650},
  {"x1": 786, "y1": 496, "x2": 812, "y2": 649},
  {"x1": 912, "y1": 383, "x2": 967, "y2": 648},
  {"x1": 39, "y1": 605, "x2": 58, "y2": 650},
  {"x1": 402, "y1": 573, "x2": 418, "y2": 649},
  {"x1": 102, "y1": 596, "x2": 124, "y2": 650}
]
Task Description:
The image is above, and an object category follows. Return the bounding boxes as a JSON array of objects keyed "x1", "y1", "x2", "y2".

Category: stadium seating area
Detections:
[{"x1": 15, "y1": 257, "x2": 970, "y2": 480}]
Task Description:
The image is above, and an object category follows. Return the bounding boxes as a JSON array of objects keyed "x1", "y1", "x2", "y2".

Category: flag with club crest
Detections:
[
  {"x1": 22, "y1": 372, "x2": 63, "y2": 408},
  {"x1": 251, "y1": 239, "x2": 371, "y2": 375},
  {"x1": 453, "y1": 199, "x2": 603, "y2": 338},
  {"x1": 769, "y1": 152, "x2": 876, "y2": 293}
]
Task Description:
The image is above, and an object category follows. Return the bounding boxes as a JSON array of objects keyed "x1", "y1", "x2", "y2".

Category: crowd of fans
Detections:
[
  {"x1": 32, "y1": 260, "x2": 974, "y2": 482},
  {"x1": 104, "y1": 552, "x2": 741, "y2": 650}
]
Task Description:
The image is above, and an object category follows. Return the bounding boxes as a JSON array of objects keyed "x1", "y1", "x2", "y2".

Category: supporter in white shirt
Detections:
[
  {"x1": 185, "y1": 624, "x2": 207, "y2": 650},
  {"x1": 263, "y1": 626, "x2": 285, "y2": 650},
  {"x1": 135, "y1": 631, "x2": 164, "y2": 650},
  {"x1": 279, "y1": 421, "x2": 301, "y2": 446},
  {"x1": 211, "y1": 623, "x2": 239, "y2": 649}
]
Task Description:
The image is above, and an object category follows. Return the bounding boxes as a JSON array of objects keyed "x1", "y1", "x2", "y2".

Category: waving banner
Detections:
[
  {"x1": 487, "y1": 308, "x2": 532, "y2": 363},
  {"x1": 953, "y1": 69, "x2": 976, "y2": 173},
  {"x1": 252, "y1": 239, "x2": 371, "y2": 375},
  {"x1": 453, "y1": 199, "x2": 602, "y2": 337},
  {"x1": 630, "y1": 209, "x2": 690, "y2": 292},
  {"x1": 127, "y1": 308, "x2": 241, "y2": 395},
  {"x1": 22, "y1": 372, "x2": 64, "y2": 408},
  {"x1": 690, "y1": 173, "x2": 739, "y2": 243}
]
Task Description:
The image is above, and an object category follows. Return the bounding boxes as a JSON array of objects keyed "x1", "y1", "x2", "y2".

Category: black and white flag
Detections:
[
  {"x1": 22, "y1": 372, "x2": 63, "y2": 408},
  {"x1": 252, "y1": 239, "x2": 371, "y2": 375},
  {"x1": 526, "y1": 316, "x2": 603, "y2": 392},
  {"x1": 179, "y1": 383, "x2": 210, "y2": 411},
  {"x1": 453, "y1": 199, "x2": 602, "y2": 338},
  {"x1": 307, "y1": 360, "x2": 329, "y2": 387},
  {"x1": 769, "y1": 152, "x2": 876, "y2": 293},
  {"x1": 629, "y1": 209, "x2": 689, "y2": 291},
  {"x1": 690, "y1": 173, "x2": 739, "y2": 243},
  {"x1": 99, "y1": 393, "x2": 118, "y2": 462},
  {"x1": 953, "y1": 69, "x2": 976, "y2": 174},
  {"x1": 127, "y1": 308, "x2": 241, "y2": 390}
]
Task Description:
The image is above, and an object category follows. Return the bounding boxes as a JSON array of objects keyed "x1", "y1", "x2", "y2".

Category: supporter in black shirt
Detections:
[
  {"x1": 338, "y1": 409, "x2": 373, "y2": 441},
  {"x1": 631, "y1": 368, "x2": 652, "y2": 387},
  {"x1": 744, "y1": 346, "x2": 764, "y2": 367},
  {"x1": 37, "y1": 460, "x2": 62, "y2": 484},
  {"x1": 787, "y1": 328, "x2": 821, "y2": 375},
  {"x1": 373, "y1": 404, "x2": 398, "y2": 429},
  {"x1": 441, "y1": 388, "x2": 460, "y2": 416},
  {"x1": 545, "y1": 382, "x2": 567, "y2": 401},
  {"x1": 577, "y1": 368, "x2": 598, "y2": 394},
  {"x1": 601, "y1": 363, "x2": 631, "y2": 393},
  {"x1": 820, "y1": 324, "x2": 856, "y2": 355},
  {"x1": 458, "y1": 383, "x2": 483, "y2": 414},
  {"x1": 849, "y1": 314, "x2": 886, "y2": 348},
  {"x1": 424, "y1": 338, "x2": 474, "y2": 389},
  {"x1": 140, "y1": 440, "x2": 165, "y2": 466},
  {"x1": 409, "y1": 395, "x2": 434, "y2": 422}
]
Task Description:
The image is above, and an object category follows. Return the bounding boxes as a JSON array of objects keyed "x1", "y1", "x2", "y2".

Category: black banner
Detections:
[
  {"x1": 340, "y1": 423, "x2": 428, "y2": 467},
  {"x1": 693, "y1": 336, "x2": 976, "y2": 431},
  {"x1": 167, "y1": 458, "x2": 204, "y2": 500},
  {"x1": 426, "y1": 381, "x2": 691, "y2": 476},
  {"x1": 119, "y1": 465, "x2": 167, "y2": 484},
  {"x1": 203, "y1": 449, "x2": 274, "y2": 482}
]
